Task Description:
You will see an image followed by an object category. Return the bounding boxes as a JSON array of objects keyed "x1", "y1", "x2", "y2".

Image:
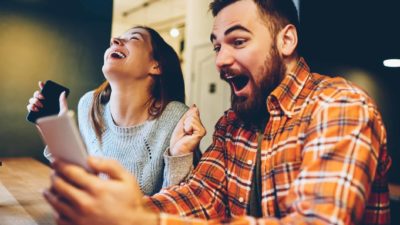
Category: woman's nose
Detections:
[{"x1": 111, "y1": 37, "x2": 123, "y2": 46}]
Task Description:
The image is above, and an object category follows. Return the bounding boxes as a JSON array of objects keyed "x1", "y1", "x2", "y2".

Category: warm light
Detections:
[
  {"x1": 169, "y1": 28, "x2": 180, "y2": 38},
  {"x1": 383, "y1": 59, "x2": 400, "y2": 68}
]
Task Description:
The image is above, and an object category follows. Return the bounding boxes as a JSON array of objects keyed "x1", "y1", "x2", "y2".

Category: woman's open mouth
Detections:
[{"x1": 110, "y1": 51, "x2": 126, "y2": 59}]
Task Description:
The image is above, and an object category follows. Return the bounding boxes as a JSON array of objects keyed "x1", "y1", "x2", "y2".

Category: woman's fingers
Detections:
[
  {"x1": 27, "y1": 103, "x2": 37, "y2": 112},
  {"x1": 27, "y1": 89, "x2": 45, "y2": 112},
  {"x1": 28, "y1": 97, "x2": 44, "y2": 108},
  {"x1": 38, "y1": 81, "x2": 45, "y2": 90},
  {"x1": 183, "y1": 108, "x2": 206, "y2": 137},
  {"x1": 33, "y1": 90, "x2": 44, "y2": 100}
]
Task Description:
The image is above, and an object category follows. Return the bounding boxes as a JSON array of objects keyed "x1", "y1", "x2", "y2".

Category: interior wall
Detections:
[{"x1": 0, "y1": 0, "x2": 112, "y2": 163}]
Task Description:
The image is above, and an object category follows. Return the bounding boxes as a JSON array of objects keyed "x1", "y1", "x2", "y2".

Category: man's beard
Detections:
[{"x1": 231, "y1": 46, "x2": 286, "y2": 127}]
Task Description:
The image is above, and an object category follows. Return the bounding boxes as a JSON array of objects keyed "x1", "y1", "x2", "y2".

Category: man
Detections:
[{"x1": 45, "y1": 0, "x2": 391, "y2": 224}]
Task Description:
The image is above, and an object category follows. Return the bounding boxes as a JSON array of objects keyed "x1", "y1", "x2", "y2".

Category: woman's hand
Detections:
[
  {"x1": 26, "y1": 81, "x2": 69, "y2": 116},
  {"x1": 169, "y1": 105, "x2": 206, "y2": 156},
  {"x1": 27, "y1": 81, "x2": 45, "y2": 113}
]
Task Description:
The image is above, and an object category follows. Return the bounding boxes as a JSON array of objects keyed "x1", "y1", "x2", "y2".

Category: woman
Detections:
[{"x1": 27, "y1": 26, "x2": 205, "y2": 195}]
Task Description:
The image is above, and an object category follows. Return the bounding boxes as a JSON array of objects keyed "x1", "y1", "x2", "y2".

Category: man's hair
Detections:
[{"x1": 209, "y1": 0, "x2": 300, "y2": 42}]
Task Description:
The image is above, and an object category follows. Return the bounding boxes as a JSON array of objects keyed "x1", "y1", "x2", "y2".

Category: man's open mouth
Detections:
[{"x1": 226, "y1": 75, "x2": 249, "y2": 92}]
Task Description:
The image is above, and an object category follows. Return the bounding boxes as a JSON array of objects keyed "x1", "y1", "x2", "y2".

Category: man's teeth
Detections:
[{"x1": 225, "y1": 74, "x2": 234, "y2": 80}]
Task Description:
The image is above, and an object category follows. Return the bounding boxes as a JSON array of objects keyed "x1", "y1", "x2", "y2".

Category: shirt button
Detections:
[
  {"x1": 247, "y1": 160, "x2": 253, "y2": 164},
  {"x1": 239, "y1": 197, "x2": 244, "y2": 203}
]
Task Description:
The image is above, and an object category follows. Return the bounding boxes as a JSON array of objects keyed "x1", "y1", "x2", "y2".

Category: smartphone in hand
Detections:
[
  {"x1": 37, "y1": 111, "x2": 92, "y2": 172},
  {"x1": 26, "y1": 80, "x2": 70, "y2": 124}
]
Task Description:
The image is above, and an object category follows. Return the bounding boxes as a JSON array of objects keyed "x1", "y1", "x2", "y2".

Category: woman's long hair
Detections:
[{"x1": 90, "y1": 26, "x2": 185, "y2": 143}]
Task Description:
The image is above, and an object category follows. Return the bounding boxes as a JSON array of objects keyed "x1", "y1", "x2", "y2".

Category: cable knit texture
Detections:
[{"x1": 44, "y1": 91, "x2": 193, "y2": 195}]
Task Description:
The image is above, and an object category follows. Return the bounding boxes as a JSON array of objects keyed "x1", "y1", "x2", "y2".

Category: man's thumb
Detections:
[{"x1": 88, "y1": 157, "x2": 128, "y2": 180}]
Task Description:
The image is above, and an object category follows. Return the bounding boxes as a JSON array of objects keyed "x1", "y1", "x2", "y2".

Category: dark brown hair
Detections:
[
  {"x1": 90, "y1": 26, "x2": 185, "y2": 142},
  {"x1": 210, "y1": 0, "x2": 300, "y2": 45}
]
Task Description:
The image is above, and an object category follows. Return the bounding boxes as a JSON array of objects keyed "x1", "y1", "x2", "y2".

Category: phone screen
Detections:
[{"x1": 26, "y1": 80, "x2": 70, "y2": 124}]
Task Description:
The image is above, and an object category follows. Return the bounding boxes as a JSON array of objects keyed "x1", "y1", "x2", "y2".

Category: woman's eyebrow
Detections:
[{"x1": 129, "y1": 31, "x2": 145, "y2": 39}]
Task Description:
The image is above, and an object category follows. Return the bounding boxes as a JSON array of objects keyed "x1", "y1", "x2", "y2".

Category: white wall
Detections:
[{"x1": 184, "y1": 0, "x2": 231, "y2": 151}]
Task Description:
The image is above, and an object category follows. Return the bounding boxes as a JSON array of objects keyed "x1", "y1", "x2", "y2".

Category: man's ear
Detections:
[
  {"x1": 276, "y1": 24, "x2": 298, "y2": 57},
  {"x1": 149, "y1": 63, "x2": 161, "y2": 76}
]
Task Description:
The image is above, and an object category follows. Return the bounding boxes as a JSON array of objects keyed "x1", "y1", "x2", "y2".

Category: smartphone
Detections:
[
  {"x1": 26, "y1": 80, "x2": 70, "y2": 124},
  {"x1": 36, "y1": 111, "x2": 92, "y2": 172}
]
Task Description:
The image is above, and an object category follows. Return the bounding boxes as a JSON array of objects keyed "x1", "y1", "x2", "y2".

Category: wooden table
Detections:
[
  {"x1": 0, "y1": 157, "x2": 55, "y2": 225},
  {"x1": 0, "y1": 158, "x2": 399, "y2": 225}
]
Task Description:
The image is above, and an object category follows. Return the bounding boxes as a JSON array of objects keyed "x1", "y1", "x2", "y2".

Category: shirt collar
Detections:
[{"x1": 267, "y1": 57, "x2": 311, "y2": 118}]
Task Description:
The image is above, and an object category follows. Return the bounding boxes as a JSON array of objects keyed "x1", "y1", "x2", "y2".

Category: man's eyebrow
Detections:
[{"x1": 210, "y1": 25, "x2": 252, "y2": 43}]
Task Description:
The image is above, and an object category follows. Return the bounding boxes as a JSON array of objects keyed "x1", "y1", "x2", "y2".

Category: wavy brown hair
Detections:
[{"x1": 90, "y1": 26, "x2": 185, "y2": 143}]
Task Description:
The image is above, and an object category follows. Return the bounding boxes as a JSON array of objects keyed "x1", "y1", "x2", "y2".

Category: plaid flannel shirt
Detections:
[{"x1": 145, "y1": 58, "x2": 391, "y2": 225}]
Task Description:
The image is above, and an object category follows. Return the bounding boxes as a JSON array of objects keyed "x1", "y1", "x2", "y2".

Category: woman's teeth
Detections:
[{"x1": 111, "y1": 51, "x2": 126, "y2": 59}]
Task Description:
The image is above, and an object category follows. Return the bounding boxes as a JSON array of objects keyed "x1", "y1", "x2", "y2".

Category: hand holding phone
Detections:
[{"x1": 26, "y1": 80, "x2": 70, "y2": 123}]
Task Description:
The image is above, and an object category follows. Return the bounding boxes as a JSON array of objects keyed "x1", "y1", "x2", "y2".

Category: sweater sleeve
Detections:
[
  {"x1": 160, "y1": 101, "x2": 196, "y2": 188},
  {"x1": 162, "y1": 148, "x2": 194, "y2": 187}
]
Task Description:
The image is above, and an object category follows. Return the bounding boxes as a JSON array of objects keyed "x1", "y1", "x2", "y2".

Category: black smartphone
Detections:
[{"x1": 26, "y1": 80, "x2": 70, "y2": 124}]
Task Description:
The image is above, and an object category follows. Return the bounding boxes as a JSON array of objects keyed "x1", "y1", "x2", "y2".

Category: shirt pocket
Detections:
[{"x1": 265, "y1": 160, "x2": 302, "y2": 217}]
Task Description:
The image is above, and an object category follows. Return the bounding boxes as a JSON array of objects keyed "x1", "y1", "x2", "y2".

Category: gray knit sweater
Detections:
[{"x1": 44, "y1": 91, "x2": 193, "y2": 195}]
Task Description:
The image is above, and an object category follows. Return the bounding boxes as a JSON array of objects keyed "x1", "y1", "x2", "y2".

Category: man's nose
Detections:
[{"x1": 215, "y1": 47, "x2": 234, "y2": 69}]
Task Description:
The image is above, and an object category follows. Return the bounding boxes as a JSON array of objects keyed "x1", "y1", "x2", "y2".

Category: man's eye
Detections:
[{"x1": 130, "y1": 36, "x2": 139, "y2": 40}]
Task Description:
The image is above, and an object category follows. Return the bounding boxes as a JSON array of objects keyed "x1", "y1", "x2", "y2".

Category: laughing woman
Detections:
[{"x1": 27, "y1": 26, "x2": 204, "y2": 195}]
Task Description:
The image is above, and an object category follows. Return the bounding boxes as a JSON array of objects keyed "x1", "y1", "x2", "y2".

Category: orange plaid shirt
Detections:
[{"x1": 145, "y1": 58, "x2": 391, "y2": 225}]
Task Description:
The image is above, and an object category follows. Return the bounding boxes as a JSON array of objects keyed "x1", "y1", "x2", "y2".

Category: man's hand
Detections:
[
  {"x1": 43, "y1": 157, "x2": 159, "y2": 225},
  {"x1": 169, "y1": 105, "x2": 206, "y2": 156}
]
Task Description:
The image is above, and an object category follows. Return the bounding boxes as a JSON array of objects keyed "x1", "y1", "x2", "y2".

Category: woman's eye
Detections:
[
  {"x1": 233, "y1": 39, "x2": 246, "y2": 46},
  {"x1": 213, "y1": 45, "x2": 221, "y2": 52}
]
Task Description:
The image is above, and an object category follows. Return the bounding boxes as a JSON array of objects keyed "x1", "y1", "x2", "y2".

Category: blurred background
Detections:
[{"x1": 0, "y1": 0, "x2": 399, "y2": 221}]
